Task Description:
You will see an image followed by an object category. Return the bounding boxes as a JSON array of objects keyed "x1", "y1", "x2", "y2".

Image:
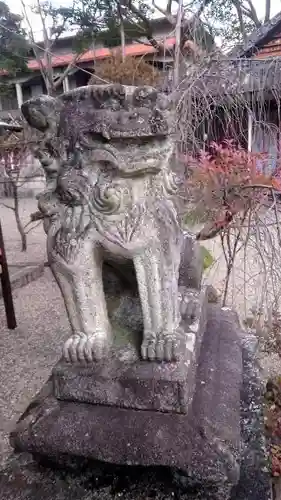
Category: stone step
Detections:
[{"x1": 0, "y1": 263, "x2": 45, "y2": 299}]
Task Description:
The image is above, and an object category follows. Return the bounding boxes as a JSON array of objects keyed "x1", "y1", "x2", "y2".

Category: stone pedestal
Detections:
[
  {"x1": 53, "y1": 288, "x2": 207, "y2": 415},
  {"x1": 11, "y1": 305, "x2": 243, "y2": 495}
]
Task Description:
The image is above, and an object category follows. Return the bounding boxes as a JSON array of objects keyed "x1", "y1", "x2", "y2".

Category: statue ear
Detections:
[{"x1": 21, "y1": 95, "x2": 59, "y2": 133}]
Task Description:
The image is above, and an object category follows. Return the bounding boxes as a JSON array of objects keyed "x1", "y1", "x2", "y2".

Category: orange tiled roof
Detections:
[{"x1": 27, "y1": 37, "x2": 176, "y2": 70}]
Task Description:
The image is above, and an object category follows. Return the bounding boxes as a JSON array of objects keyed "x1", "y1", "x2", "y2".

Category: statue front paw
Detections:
[
  {"x1": 141, "y1": 331, "x2": 180, "y2": 362},
  {"x1": 63, "y1": 332, "x2": 111, "y2": 363}
]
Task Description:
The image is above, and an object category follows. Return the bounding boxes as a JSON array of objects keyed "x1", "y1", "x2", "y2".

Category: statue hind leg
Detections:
[{"x1": 134, "y1": 238, "x2": 182, "y2": 362}]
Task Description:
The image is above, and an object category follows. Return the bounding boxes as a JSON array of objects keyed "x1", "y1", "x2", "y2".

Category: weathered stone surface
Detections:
[
  {"x1": 231, "y1": 334, "x2": 271, "y2": 500},
  {"x1": 178, "y1": 232, "x2": 203, "y2": 290},
  {"x1": 0, "y1": 452, "x2": 245, "y2": 500},
  {"x1": 1, "y1": 327, "x2": 270, "y2": 500},
  {"x1": 0, "y1": 263, "x2": 44, "y2": 298},
  {"x1": 0, "y1": 450, "x2": 270, "y2": 500},
  {"x1": 11, "y1": 305, "x2": 242, "y2": 489},
  {"x1": 206, "y1": 284, "x2": 220, "y2": 303},
  {"x1": 21, "y1": 85, "x2": 190, "y2": 365},
  {"x1": 2, "y1": 309, "x2": 270, "y2": 500},
  {"x1": 53, "y1": 288, "x2": 207, "y2": 414}
]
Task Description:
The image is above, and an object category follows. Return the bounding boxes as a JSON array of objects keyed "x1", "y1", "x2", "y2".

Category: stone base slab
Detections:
[
  {"x1": 11, "y1": 305, "x2": 243, "y2": 487},
  {"x1": 52, "y1": 288, "x2": 207, "y2": 414}
]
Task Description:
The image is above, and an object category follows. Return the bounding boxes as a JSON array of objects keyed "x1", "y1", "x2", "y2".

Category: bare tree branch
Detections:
[
  {"x1": 195, "y1": 0, "x2": 213, "y2": 18},
  {"x1": 48, "y1": 6, "x2": 70, "y2": 51},
  {"x1": 20, "y1": 0, "x2": 49, "y2": 89},
  {"x1": 233, "y1": 0, "x2": 248, "y2": 43},
  {"x1": 25, "y1": 220, "x2": 42, "y2": 234},
  {"x1": 21, "y1": 0, "x2": 94, "y2": 94},
  {"x1": 174, "y1": 0, "x2": 184, "y2": 87},
  {"x1": 121, "y1": 0, "x2": 162, "y2": 49},
  {"x1": 36, "y1": 0, "x2": 54, "y2": 94},
  {"x1": 117, "y1": 2, "x2": 126, "y2": 62},
  {"x1": 166, "y1": 0, "x2": 173, "y2": 15},
  {"x1": 151, "y1": 0, "x2": 175, "y2": 25},
  {"x1": 244, "y1": 0, "x2": 262, "y2": 27},
  {"x1": 0, "y1": 202, "x2": 15, "y2": 211},
  {"x1": 53, "y1": 51, "x2": 85, "y2": 89}
]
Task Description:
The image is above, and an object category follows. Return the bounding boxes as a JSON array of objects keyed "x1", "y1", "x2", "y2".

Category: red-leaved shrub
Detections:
[{"x1": 186, "y1": 140, "x2": 281, "y2": 240}]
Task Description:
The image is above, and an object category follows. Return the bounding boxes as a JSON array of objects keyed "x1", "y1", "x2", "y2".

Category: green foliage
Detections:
[
  {"x1": 49, "y1": 1, "x2": 101, "y2": 52},
  {"x1": 0, "y1": 1, "x2": 29, "y2": 74},
  {"x1": 53, "y1": 0, "x2": 153, "y2": 51},
  {"x1": 204, "y1": 0, "x2": 255, "y2": 46},
  {"x1": 96, "y1": 17, "x2": 145, "y2": 48},
  {"x1": 33, "y1": 0, "x2": 216, "y2": 63},
  {"x1": 200, "y1": 245, "x2": 214, "y2": 271},
  {"x1": 187, "y1": 0, "x2": 260, "y2": 48}
]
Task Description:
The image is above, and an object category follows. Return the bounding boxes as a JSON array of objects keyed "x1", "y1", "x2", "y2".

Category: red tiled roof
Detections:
[{"x1": 27, "y1": 37, "x2": 176, "y2": 71}]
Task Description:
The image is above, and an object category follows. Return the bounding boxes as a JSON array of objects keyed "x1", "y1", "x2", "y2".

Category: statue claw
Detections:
[
  {"x1": 63, "y1": 331, "x2": 111, "y2": 363},
  {"x1": 141, "y1": 331, "x2": 180, "y2": 362}
]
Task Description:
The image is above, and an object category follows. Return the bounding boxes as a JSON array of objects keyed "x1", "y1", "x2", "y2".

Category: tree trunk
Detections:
[
  {"x1": 173, "y1": 0, "x2": 184, "y2": 88},
  {"x1": 117, "y1": 3, "x2": 126, "y2": 62},
  {"x1": 246, "y1": 0, "x2": 262, "y2": 28},
  {"x1": 45, "y1": 78, "x2": 55, "y2": 96},
  {"x1": 265, "y1": 0, "x2": 271, "y2": 23},
  {"x1": 233, "y1": 0, "x2": 247, "y2": 43},
  {"x1": 39, "y1": 4, "x2": 54, "y2": 96},
  {"x1": 13, "y1": 184, "x2": 27, "y2": 252},
  {"x1": 120, "y1": 19, "x2": 126, "y2": 62}
]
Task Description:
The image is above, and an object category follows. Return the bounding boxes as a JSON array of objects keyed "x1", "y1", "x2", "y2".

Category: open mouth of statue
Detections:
[
  {"x1": 77, "y1": 108, "x2": 169, "y2": 141},
  {"x1": 77, "y1": 141, "x2": 164, "y2": 179}
]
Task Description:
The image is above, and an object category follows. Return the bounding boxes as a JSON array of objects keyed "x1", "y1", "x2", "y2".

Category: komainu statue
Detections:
[{"x1": 22, "y1": 84, "x2": 195, "y2": 364}]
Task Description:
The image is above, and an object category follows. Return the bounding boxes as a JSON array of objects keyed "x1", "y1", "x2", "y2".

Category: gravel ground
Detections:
[
  {"x1": 0, "y1": 269, "x2": 69, "y2": 466},
  {"x1": 1, "y1": 198, "x2": 46, "y2": 266}
]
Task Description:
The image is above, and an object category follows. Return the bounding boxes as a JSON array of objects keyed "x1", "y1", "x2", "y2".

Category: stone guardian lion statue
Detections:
[{"x1": 22, "y1": 84, "x2": 195, "y2": 364}]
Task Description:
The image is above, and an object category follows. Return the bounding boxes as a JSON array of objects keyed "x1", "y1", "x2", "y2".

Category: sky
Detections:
[
  {"x1": 258, "y1": 0, "x2": 281, "y2": 18},
  {"x1": 5, "y1": 0, "x2": 281, "y2": 41}
]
